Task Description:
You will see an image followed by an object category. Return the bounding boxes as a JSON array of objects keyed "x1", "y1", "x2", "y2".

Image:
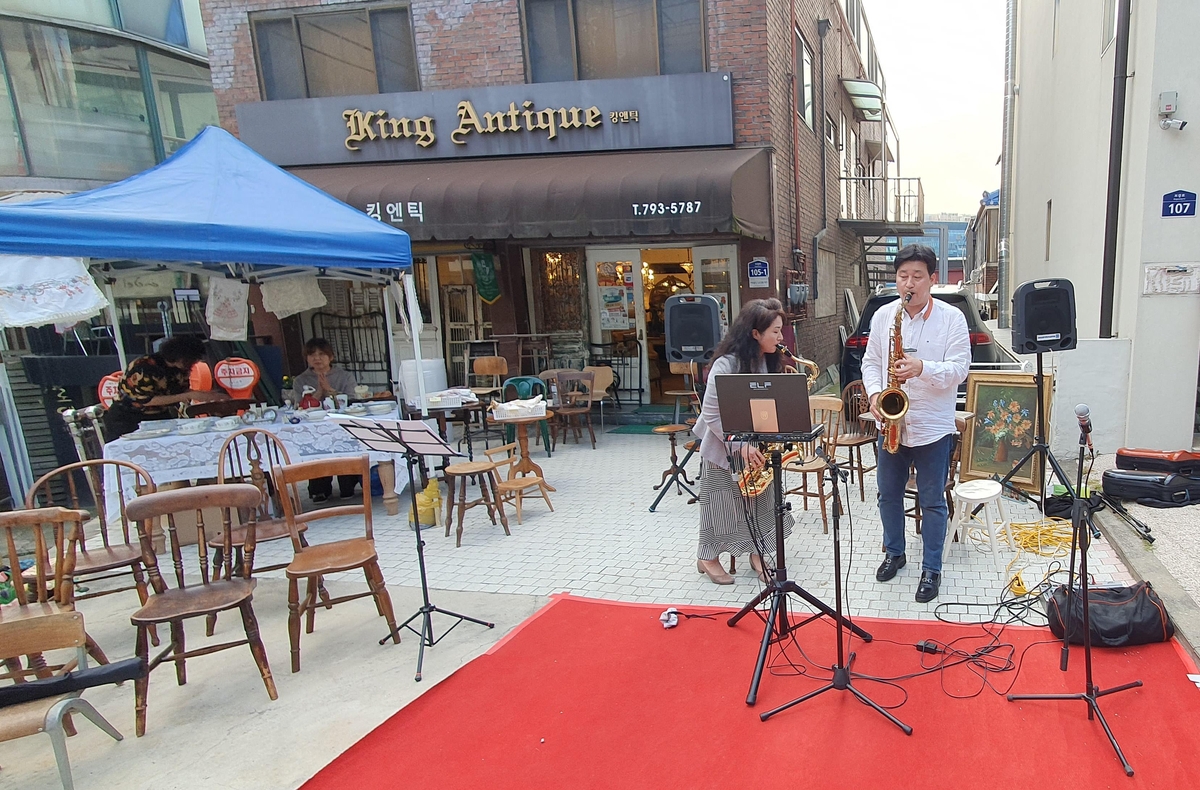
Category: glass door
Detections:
[
  {"x1": 692, "y1": 244, "x2": 739, "y2": 337},
  {"x1": 585, "y1": 248, "x2": 646, "y2": 404}
]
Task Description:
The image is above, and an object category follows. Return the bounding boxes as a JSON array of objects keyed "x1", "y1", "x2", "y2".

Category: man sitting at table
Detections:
[{"x1": 293, "y1": 338, "x2": 361, "y2": 502}]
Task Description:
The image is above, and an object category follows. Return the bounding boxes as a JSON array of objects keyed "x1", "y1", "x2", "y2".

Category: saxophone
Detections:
[
  {"x1": 776, "y1": 343, "x2": 820, "y2": 389},
  {"x1": 877, "y1": 293, "x2": 912, "y2": 454},
  {"x1": 736, "y1": 445, "x2": 800, "y2": 498}
]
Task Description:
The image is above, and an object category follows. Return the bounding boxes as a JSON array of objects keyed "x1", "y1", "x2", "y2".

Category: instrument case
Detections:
[
  {"x1": 1115, "y1": 448, "x2": 1200, "y2": 476},
  {"x1": 1101, "y1": 469, "x2": 1200, "y2": 508}
]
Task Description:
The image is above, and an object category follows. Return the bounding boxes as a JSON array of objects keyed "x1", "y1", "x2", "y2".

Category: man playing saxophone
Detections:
[{"x1": 862, "y1": 244, "x2": 970, "y2": 603}]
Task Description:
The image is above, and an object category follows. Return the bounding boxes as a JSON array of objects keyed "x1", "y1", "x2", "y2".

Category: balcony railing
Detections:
[{"x1": 839, "y1": 176, "x2": 924, "y2": 226}]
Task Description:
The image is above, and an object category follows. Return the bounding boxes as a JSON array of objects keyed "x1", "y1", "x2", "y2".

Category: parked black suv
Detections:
[{"x1": 839, "y1": 285, "x2": 1017, "y2": 399}]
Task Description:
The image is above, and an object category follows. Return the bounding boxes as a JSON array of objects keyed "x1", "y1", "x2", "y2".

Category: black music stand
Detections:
[
  {"x1": 336, "y1": 417, "x2": 495, "y2": 681},
  {"x1": 725, "y1": 427, "x2": 873, "y2": 706}
]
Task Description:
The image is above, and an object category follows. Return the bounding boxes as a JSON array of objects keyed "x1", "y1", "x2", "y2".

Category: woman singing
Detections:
[{"x1": 692, "y1": 298, "x2": 795, "y2": 585}]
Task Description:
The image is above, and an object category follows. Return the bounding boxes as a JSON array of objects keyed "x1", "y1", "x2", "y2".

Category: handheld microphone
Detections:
[{"x1": 1074, "y1": 404, "x2": 1094, "y2": 450}]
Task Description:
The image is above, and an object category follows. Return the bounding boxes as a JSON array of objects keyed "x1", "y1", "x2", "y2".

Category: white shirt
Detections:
[{"x1": 861, "y1": 296, "x2": 970, "y2": 448}]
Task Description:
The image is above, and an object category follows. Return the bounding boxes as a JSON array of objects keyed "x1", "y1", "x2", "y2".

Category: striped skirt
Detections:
[{"x1": 697, "y1": 460, "x2": 794, "y2": 561}]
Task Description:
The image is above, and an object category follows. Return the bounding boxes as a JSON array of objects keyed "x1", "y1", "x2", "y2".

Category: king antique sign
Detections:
[{"x1": 236, "y1": 72, "x2": 734, "y2": 167}]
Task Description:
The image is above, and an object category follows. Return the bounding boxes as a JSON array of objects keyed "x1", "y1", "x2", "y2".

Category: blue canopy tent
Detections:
[{"x1": 0, "y1": 127, "x2": 428, "y2": 497}]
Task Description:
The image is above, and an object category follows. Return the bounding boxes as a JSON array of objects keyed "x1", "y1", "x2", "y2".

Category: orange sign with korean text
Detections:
[
  {"x1": 213, "y1": 358, "x2": 259, "y2": 400},
  {"x1": 97, "y1": 373, "x2": 122, "y2": 409}
]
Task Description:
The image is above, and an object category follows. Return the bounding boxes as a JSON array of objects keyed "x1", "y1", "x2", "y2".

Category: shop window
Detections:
[
  {"x1": 147, "y1": 52, "x2": 218, "y2": 155},
  {"x1": 0, "y1": 19, "x2": 156, "y2": 180},
  {"x1": 0, "y1": 51, "x2": 25, "y2": 176},
  {"x1": 795, "y1": 29, "x2": 813, "y2": 130},
  {"x1": 117, "y1": 0, "x2": 189, "y2": 49},
  {"x1": 524, "y1": 0, "x2": 704, "y2": 83},
  {"x1": 2, "y1": 1, "x2": 115, "y2": 29},
  {"x1": 252, "y1": 5, "x2": 420, "y2": 100}
]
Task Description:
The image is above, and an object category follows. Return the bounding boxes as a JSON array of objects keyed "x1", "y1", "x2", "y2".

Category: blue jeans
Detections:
[{"x1": 876, "y1": 433, "x2": 954, "y2": 574}]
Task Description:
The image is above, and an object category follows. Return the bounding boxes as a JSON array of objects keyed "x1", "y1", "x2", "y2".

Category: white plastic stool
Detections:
[{"x1": 947, "y1": 479, "x2": 1013, "y2": 570}]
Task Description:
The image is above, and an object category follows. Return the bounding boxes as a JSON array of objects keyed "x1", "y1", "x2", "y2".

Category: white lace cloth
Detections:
[{"x1": 102, "y1": 412, "x2": 402, "y2": 512}]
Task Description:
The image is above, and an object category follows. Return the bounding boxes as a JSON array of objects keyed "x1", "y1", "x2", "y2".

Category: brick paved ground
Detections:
[{"x1": 252, "y1": 428, "x2": 1136, "y2": 622}]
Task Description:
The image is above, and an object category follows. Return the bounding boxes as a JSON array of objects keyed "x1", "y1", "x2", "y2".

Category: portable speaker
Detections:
[
  {"x1": 664, "y1": 294, "x2": 722, "y2": 363},
  {"x1": 1011, "y1": 279, "x2": 1077, "y2": 354}
]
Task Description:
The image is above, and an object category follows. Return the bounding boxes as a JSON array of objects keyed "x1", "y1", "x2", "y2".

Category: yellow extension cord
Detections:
[{"x1": 957, "y1": 516, "x2": 1075, "y2": 596}]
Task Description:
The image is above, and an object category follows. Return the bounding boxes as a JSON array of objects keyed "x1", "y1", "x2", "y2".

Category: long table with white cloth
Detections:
[{"x1": 102, "y1": 411, "x2": 406, "y2": 518}]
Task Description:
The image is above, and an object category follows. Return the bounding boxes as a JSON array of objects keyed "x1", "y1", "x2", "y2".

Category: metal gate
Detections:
[{"x1": 442, "y1": 285, "x2": 479, "y2": 386}]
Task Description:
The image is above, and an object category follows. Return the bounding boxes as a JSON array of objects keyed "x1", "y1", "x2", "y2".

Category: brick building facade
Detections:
[{"x1": 200, "y1": 0, "x2": 915, "y2": 398}]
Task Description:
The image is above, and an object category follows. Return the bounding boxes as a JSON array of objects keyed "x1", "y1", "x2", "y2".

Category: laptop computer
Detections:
[{"x1": 713, "y1": 374, "x2": 813, "y2": 436}]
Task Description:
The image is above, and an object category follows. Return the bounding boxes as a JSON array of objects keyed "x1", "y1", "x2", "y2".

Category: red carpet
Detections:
[{"x1": 304, "y1": 595, "x2": 1200, "y2": 789}]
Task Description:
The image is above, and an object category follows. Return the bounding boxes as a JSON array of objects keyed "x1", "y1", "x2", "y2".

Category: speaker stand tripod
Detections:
[
  {"x1": 1006, "y1": 421, "x2": 1142, "y2": 775},
  {"x1": 726, "y1": 432, "x2": 873, "y2": 706},
  {"x1": 760, "y1": 449, "x2": 911, "y2": 733}
]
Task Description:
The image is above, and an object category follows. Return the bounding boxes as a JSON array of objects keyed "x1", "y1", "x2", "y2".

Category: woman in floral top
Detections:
[{"x1": 103, "y1": 336, "x2": 227, "y2": 439}]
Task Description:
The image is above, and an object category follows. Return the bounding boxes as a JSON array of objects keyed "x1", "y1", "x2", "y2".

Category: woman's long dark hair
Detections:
[{"x1": 709, "y1": 298, "x2": 786, "y2": 374}]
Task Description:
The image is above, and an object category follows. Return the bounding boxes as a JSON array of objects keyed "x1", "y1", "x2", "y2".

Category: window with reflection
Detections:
[
  {"x1": 147, "y1": 52, "x2": 218, "y2": 155},
  {"x1": 0, "y1": 51, "x2": 25, "y2": 176},
  {"x1": 524, "y1": 0, "x2": 704, "y2": 83},
  {"x1": 795, "y1": 29, "x2": 813, "y2": 129},
  {"x1": 252, "y1": 5, "x2": 421, "y2": 100},
  {"x1": 0, "y1": 19, "x2": 156, "y2": 180}
]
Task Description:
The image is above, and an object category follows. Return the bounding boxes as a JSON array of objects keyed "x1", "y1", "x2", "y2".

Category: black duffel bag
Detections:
[{"x1": 1046, "y1": 581, "x2": 1174, "y2": 647}]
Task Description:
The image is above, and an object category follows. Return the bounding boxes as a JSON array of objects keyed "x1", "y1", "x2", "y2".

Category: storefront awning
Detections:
[{"x1": 292, "y1": 147, "x2": 772, "y2": 243}]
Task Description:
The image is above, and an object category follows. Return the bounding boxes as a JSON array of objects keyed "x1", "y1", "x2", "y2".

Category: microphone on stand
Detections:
[{"x1": 1074, "y1": 404, "x2": 1094, "y2": 451}]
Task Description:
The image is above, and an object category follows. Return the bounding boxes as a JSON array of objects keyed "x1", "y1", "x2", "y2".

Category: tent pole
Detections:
[
  {"x1": 401, "y1": 272, "x2": 428, "y2": 417},
  {"x1": 102, "y1": 279, "x2": 128, "y2": 372},
  {"x1": 383, "y1": 279, "x2": 402, "y2": 397},
  {"x1": 0, "y1": 333, "x2": 33, "y2": 503}
]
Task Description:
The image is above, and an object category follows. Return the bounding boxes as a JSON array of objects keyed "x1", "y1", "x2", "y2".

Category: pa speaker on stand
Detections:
[
  {"x1": 1011, "y1": 279, "x2": 1077, "y2": 354},
  {"x1": 664, "y1": 294, "x2": 722, "y2": 363}
]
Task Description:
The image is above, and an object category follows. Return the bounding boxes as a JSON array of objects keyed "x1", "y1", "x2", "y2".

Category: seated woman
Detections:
[
  {"x1": 104, "y1": 336, "x2": 228, "y2": 439},
  {"x1": 292, "y1": 338, "x2": 361, "y2": 502}
]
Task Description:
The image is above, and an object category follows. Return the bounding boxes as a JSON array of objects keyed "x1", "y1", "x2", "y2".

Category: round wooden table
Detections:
[{"x1": 488, "y1": 411, "x2": 556, "y2": 491}]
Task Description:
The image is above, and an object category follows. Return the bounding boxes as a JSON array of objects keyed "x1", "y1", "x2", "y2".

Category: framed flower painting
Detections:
[{"x1": 961, "y1": 372, "x2": 1052, "y2": 493}]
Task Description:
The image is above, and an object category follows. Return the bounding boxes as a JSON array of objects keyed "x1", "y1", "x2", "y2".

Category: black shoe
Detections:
[
  {"x1": 311, "y1": 492, "x2": 328, "y2": 504},
  {"x1": 915, "y1": 571, "x2": 941, "y2": 603},
  {"x1": 876, "y1": 553, "x2": 906, "y2": 582}
]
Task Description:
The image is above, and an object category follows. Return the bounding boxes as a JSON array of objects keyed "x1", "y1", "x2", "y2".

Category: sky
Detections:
[{"x1": 863, "y1": 0, "x2": 1006, "y2": 216}]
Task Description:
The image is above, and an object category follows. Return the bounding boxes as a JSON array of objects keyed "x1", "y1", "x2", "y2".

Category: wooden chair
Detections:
[
  {"x1": 0, "y1": 612, "x2": 126, "y2": 790},
  {"x1": 518, "y1": 335, "x2": 552, "y2": 376},
  {"x1": 552, "y1": 370, "x2": 596, "y2": 450},
  {"x1": 124, "y1": 484, "x2": 278, "y2": 736},
  {"x1": 206, "y1": 428, "x2": 320, "y2": 636},
  {"x1": 835, "y1": 380, "x2": 879, "y2": 502},
  {"x1": 470, "y1": 355, "x2": 508, "y2": 400},
  {"x1": 273, "y1": 456, "x2": 399, "y2": 673},
  {"x1": 782, "y1": 395, "x2": 844, "y2": 533},
  {"x1": 482, "y1": 443, "x2": 554, "y2": 524},
  {"x1": 905, "y1": 422, "x2": 964, "y2": 537},
  {"x1": 0, "y1": 508, "x2": 105, "y2": 680},
  {"x1": 25, "y1": 461, "x2": 158, "y2": 645},
  {"x1": 664, "y1": 361, "x2": 702, "y2": 424},
  {"x1": 443, "y1": 460, "x2": 508, "y2": 547},
  {"x1": 581, "y1": 365, "x2": 617, "y2": 429}
]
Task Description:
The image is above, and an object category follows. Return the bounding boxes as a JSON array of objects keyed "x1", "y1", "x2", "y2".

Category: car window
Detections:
[{"x1": 855, "y1": 293, "x2": 984, "y2": 335}]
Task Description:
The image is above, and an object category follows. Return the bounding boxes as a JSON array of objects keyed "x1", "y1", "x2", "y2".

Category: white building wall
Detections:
[{"x1": 1011, "y1": 0, "x2": 1200, "y2": 451}]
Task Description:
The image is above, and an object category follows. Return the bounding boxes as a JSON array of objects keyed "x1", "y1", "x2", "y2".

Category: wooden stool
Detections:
[
  {"x1": 444, "y1": 461, "x2": 509, "y2": 547},
  {"x1": 648, "y1": 424, "x2": 697, "y2": 512},
  {"x1": 948, "y1": 479, "x2": 1012, "y2": 570}
]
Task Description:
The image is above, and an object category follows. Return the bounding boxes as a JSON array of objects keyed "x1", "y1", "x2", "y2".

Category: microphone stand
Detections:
[
  {"x1": 1007, "y1": 421, "x2": 1142, "y2": 775},
  {"x1": 760, "y1": 447, "x2": 912, "y2": 734}
]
